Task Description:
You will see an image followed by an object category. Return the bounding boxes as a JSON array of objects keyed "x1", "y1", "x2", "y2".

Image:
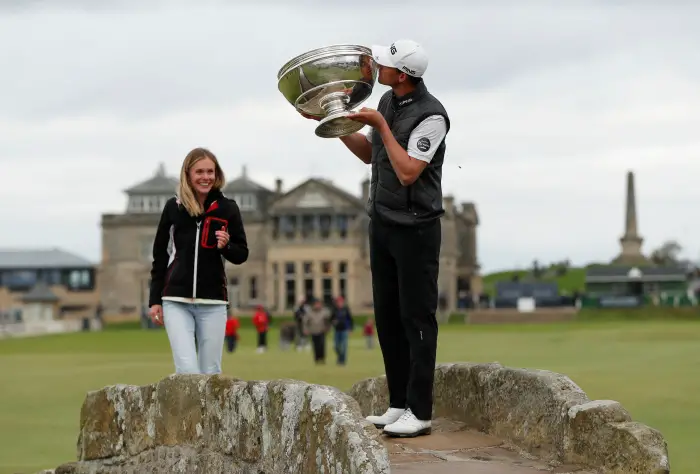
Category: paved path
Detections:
[{"x1": 385, "y1": 419, "x2": 595, "y2": 473}]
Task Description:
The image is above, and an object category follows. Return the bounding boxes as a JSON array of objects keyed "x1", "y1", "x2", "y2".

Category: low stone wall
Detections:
[
  {"x1": 0, "y1": 319, "x2": 86, "y2": 339},
  {"x1": 48, "y1": 374, "x2": 390, "y2": 474},
  {"x1": 35, "y1": 363, "x2": 671, "y2": 473},
  {"x1": 349, "y1": 362, "x2": 670, "y2": 473}
]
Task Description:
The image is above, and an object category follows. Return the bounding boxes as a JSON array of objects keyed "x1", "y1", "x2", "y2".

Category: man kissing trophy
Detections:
[{"x1": 278, "y1": 40, "x2": 448, "y2": 439}]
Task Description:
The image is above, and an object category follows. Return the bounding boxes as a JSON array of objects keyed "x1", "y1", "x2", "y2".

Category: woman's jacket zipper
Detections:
[{"x1": 192, "y1": 221, "x2": 201, "y2": 298}]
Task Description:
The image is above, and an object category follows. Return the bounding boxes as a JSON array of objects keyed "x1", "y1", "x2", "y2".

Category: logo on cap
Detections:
[{"x1": 390, "y1": 44, "x2": 397, "y2": 55}]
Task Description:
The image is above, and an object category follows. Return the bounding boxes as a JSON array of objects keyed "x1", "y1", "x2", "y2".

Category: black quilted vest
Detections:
[{"x1": 367, "y1": 81, "x2": 450, "y2": 227}]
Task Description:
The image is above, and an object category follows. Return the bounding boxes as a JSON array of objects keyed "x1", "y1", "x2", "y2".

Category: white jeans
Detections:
[{"x1": 162, "y1": 300, "x2": 227, "y2": 374}]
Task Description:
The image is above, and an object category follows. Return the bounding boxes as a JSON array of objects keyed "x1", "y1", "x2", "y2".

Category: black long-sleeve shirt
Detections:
[{"x1": 149, "y1": 189, "x2": 248, "y2": 306}]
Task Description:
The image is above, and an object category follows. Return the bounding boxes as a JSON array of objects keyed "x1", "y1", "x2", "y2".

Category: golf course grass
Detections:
[{"x1": 0, "y1": 318, "x2": 697, "y2": 473}]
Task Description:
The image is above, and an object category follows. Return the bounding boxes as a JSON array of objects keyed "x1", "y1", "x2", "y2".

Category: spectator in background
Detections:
[
  {"x1": 303, "y1": 299, "x2": 331, "y2": 364},
  {"x1": 279, "y1": 322, "x2": 297, "y2": 351},
  {"x1": 264, "y1": 305, "x2": 273, "y2": 327},
  {"x1": 331, "y1": 296, "x2": 354, "y2": 365},
  {"x1": 224, "y1": 312, "x2": 240, "y2": 353},
  {"x1": 437, "y1": 292, "x2": 449, "y2": 322},
  {"x1": 141, "y1": 305, "x2": 151, "y2": 329},
  {"x1": 252, "y1": 305, "x2": 269, "y2": 353},
  {"x1": 294, "y1": 297, "x2": 310, "y2": 352},
  {"x1": 363, "y1": 317, "x2": 375, "y2": 349},
  {"x1": 94, "y1": 303, "x2": 104, "y2": 330}
]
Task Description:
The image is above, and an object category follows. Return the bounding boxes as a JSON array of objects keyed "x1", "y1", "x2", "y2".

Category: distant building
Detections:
[
  {"x1": 585, "y1": 266, "x2": 688, "y2": 299},
  {"x1": 0, "y1": 248, "x2": 99, "y2": 321},
  {"x1": 492, "y1": 281, "x2": 563, "y2": 308},
  {"x1": 99, "y1": 164, "x2": 482, "y2": 319}
]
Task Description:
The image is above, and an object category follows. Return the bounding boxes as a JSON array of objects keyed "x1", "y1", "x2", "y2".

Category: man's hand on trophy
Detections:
[{"x1": 347, "y1": 108, "x2": 385, "y2": 129}]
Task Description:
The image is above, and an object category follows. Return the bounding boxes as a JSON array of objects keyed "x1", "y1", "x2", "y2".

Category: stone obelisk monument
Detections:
[{"x1": 612, "y1": 170, "x2": 649, "y2": 265}]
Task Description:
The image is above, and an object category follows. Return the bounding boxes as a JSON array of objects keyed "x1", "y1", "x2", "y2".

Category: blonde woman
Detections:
[{"x1": 148, "y1": 147, "x2": 249, "y2": 374}]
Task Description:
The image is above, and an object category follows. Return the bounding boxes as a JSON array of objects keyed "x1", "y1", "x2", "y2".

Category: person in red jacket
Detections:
[
  {"x1": 363, "y1": 317, "x2": 375, "y2": 349},
  {"x1": 252, "y1": 305, "x2": 269, "y2": 353},
  {"x1": 224, "y1": 313, "x2": 240, "y2": 353}
]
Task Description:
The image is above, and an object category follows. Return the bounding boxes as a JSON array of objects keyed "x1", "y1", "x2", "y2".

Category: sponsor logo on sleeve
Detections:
[{"x1": 417, "y1": 137, "x2": 431, "y2": 152}]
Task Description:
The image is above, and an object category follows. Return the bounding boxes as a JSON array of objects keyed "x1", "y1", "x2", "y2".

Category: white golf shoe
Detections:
[
  {"x1": 382, "y1": 408, "x2": 432, "y2": 438},
  {"x1": 365, "y1": 407, "x2": 405, "y2": 429}
]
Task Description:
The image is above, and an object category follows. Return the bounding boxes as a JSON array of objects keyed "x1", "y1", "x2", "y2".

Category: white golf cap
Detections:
[{"x1": 371, "y1": 39, "x2": 429, "y2": 78}]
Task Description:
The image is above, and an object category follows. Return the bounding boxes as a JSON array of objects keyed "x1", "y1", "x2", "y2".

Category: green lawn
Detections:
[{"x1": 1, "y1": 319, "x2": 698, "y2": 474}]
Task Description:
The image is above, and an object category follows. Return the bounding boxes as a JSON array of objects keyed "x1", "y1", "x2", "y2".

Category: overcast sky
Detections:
[{"x1": 0, "y1": 1, "x2": 698, "y2": 273}]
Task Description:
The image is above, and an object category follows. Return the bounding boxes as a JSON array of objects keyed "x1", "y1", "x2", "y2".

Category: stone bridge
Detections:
[{"x1": 35, "y1": 363, "x2": 669, "y2": 473}]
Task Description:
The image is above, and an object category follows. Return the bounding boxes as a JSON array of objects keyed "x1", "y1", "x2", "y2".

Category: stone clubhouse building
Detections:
[{"x1": 98, "y1": 164, "x2": 481, "y2": 319}]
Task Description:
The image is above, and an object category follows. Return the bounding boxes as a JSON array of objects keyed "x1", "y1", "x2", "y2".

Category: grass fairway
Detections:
[{"x1": 1, "y1": 319, "x2": 698, "y2": 474}]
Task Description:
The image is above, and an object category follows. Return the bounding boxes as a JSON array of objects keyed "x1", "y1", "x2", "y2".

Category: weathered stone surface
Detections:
[
  {"x1": 58, "y1": 374, "x2": 390, "y2": 474},
  {"x1": 33, "y1": 363, "x2": 670, "y2": 474},
  {"x1": 348, "y1": 362, "x2": 671, "y2": 473},
  {"x1": 350, "y1": 362, "x2": 589, "y2": 460},
  {"x1": 381, "y1": 418, "x2": 597, "y2": 474},
  {"x1": 436, "y1": 362, "x2": 590, "y2": 460},
  {"x1": 566, "y1": 401, "x2": 670, "y2": 473},
  {"x1": 349, "y1": 373, "x2": 390, "y2": 418}
]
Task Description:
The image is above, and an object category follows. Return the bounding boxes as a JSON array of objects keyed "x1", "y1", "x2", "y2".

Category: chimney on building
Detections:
[
  {"x1": 444, "y1": 195, "x2": 455, "y2": 216},
  {"x1": 275, "y1": 178, "x2": 283, "y2": 194},
  {"x1": 361, "y1": 178, "x2": 370, "y2": 202},
  {"x1": 460, "y1": 202, "x2": 479, "y2": 225}
]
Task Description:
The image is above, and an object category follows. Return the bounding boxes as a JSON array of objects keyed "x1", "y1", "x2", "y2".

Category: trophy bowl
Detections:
[{"x1": 277, "y1": 44, "x2": 377, "y2": 138}]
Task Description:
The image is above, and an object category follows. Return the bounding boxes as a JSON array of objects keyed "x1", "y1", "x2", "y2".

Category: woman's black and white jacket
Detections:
[{"x1": 148, "y1": 189, "x2": 248, "y2": 307}]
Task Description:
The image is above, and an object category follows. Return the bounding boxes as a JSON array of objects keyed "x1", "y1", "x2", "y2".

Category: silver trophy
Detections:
[{"x1": 277, "y1": 44, "x2": 377, "y2": 138}]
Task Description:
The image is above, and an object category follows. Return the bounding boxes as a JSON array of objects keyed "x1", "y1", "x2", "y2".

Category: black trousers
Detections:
[
  {"x1": 225, "y1": 335, "x2": 237, "y2": 353},
  {"x1": 311, "y1": 333, "x2": 326, "y2": 362},
  {"x1": 369, "y1": 217, "x2": 440, "y2": 421},
  {"x1": 257, "y1": 331, "x2": 267, "y2": 347}
]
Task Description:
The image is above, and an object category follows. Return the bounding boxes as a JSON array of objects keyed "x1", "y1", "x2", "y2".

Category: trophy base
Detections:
[{"x1": 315, "y1": 111, "x2": 365, "y2": 138}]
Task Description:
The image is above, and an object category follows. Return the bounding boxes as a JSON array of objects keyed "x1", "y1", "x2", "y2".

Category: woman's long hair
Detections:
[{"x1": 178, "y1": 147, "x2": 226, "y2": 217}]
